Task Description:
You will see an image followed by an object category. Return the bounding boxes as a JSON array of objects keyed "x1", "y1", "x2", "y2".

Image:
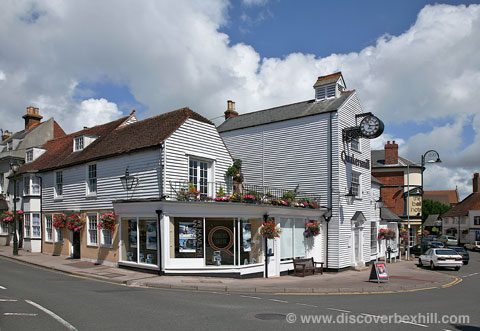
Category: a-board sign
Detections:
[{"x1": 369, "y1": 262, "x2": 389, "y2": 283}]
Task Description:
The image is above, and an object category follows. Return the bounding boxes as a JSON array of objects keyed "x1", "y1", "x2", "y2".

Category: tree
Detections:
[{"x1": 422, "y1": 199, "x2": 451, "y2": 222}]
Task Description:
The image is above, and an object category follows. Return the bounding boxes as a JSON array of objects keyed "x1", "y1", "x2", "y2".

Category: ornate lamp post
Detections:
[
  {"x1": 9, "y1": 161, "x2": 20, "y2": 256},
  {"x1": 120, "y1": 167, "x2": 138, "y2": 199}
]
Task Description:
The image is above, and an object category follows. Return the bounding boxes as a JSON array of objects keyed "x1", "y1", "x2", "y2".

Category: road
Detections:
[{"x1": 1, "y1": 252, "x2": 479, "y2": 331}]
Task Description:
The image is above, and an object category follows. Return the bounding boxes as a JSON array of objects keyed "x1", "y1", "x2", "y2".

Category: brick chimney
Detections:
[
  {"x1": 2, "y1": 130, "x2": 12, "y2": 141},
  {"x1": 385, "y1": 140, "x2": 398, "y2": 165},
  {"x1": 224, "y1": 100, "x2": 238, "y2": 120},
  {"x1": 474, "y1": 173, "x2": 480, "y2": 193},
  {"x1": 22, "y1": 107, "x2": 43, "y2": 130}
]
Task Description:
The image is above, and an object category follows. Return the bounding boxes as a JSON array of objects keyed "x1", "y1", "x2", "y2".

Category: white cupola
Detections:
[{"x1": 313, "y1": 72, "x2": 346, "y2": 101}]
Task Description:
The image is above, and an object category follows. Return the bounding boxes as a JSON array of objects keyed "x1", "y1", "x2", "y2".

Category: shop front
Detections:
[{"x1": 113, "y1": 200, "x2": 327, "y2": 278}]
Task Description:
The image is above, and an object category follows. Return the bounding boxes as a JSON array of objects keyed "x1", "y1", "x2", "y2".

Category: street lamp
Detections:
[
  {"x1": 9, "y1": 161, "x2": 20, "y2": 256},
  {"x1": 119, "y1": 167, "x2": 138, "y2": 199},
  {"x1": 406, "y1": 150, "x2": 441, "y2": 259}
]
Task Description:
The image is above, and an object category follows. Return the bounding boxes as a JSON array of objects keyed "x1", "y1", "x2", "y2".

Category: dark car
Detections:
[
  {"x1": 449, "y1": 246, "x2": 469, "y2": 265},
  {"x1": 411, "y1": 243, "x2": 433, "y2": 256},
  {"x1": 430, "y1": 241, "x2": 444, "y2": 248},
  {"x1": 421, "y1": 235, "x2": 438, "y2": 243}
]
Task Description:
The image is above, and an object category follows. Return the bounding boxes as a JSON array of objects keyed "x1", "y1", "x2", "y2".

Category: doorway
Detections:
[{"x1": 72, "y1": 230, "x2": 81, "y2": 259}]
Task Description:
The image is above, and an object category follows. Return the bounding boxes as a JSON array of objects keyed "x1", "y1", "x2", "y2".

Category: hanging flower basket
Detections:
[
  {"x1": 399, "y1": 229, "x2": 408, "y2": 239},
  {"x1": 67, "y1": 214, "x2": 85, "y2": 232},
  {"x1": 378, "y1": 228, "x2": 395, "y2": 240},
  {"x1": 97, "y1": 213, "x2": 117, "y2": 232},
  {"x1": 53, "y1": 214, "x2": 67, "y2": 228},
  {"x1": 260, "y1": 221, "x2": 282, "y2": 239},
  {"x1": 1, "y1": 210, "x2": 23, "y2": 224},
  {"x1": 304, "y1": 221, "x2": 320, "y2": 238}
]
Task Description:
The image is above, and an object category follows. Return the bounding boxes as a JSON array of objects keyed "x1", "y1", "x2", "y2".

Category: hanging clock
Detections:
[{"x1": 359, "y1": 115, "x2": 384, "y2": 139}]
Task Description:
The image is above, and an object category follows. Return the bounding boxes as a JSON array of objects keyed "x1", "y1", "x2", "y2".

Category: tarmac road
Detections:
[{"x1": 0, "y1": 254, "x2": 478, "y2": 331}]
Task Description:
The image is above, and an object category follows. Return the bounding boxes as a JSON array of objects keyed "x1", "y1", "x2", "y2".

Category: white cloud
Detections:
[
  {"x1": 371, "y1": 134, "x2": 405, "y2": 151},
  {"x1": 1, "y1": 1, "x2": 479, "y2": 190},
  {"x1": 423, "y1": 165, "x2": 473, "y2": 200},
  {"x1": 0, "y1": 71, "x2": 5, "y2": 81},
  {"x1": 242, "y1": 0, "x2": 268, "y2": 6}
]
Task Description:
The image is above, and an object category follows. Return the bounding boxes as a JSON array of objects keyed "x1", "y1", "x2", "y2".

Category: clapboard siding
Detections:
[
  {"x1": 42, "y1": 149, "x2": 162, "y2": 212},
  {"x1": 165, "y1": 118, "x2": 233, "y2": 190}
]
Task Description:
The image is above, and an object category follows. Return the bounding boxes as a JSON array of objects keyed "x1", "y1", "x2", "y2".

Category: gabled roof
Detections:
[
  {"x1": 313, "y1": 72, "x2": 344, "y2": 87},
  {"x1": 19, "y1": 107, "x2": 213, "y2": 173},
  {"x1": 371, "y1": 150, "x2": 419, "y2": 168},
  {"x1": 217, "y1": 91, "x2": 354, "y2": 133},
  {"x1": 0, "y1": 118, "x2": 65, "y2": 146},
  {"x1": 424, "y1": 190, "x2": 459, "y2": 206},
  {"x1": 442, "y1": 192, "x2": 480, "y2": 217},
  {"x1": 423, "y1": 214, "x2": 441, "y2": 227}
]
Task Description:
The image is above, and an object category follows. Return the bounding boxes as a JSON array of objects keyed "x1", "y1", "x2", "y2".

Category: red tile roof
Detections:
[
  {"x1": 424, "y1": 190, "x2": 459, "y2": 206},
  {"x1": 19, "y1": 107, "x2": 212, "y2": 173},
  {"x1": 442, "y1": 193, "x2": 480, "y2": 217}
]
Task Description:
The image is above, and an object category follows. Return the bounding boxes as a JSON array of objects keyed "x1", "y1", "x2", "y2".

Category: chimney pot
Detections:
[
  {"x1": 224, "y1": 100, "x2": 239, "y2": 120},
  {"x1": 23, "y1": 106, "x2": 43, "y2": 130},
  {"x1": 474, "y1": 173, "x2": 480, "y2": 193}
]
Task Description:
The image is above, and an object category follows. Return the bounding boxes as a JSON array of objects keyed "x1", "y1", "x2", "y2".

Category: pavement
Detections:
[{"x1": 0, "y1": 247, "x2": 459, "y2": 294}]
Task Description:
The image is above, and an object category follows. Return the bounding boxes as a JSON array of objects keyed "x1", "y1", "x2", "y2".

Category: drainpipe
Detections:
[
  {"x1": 155, "y1": 209, "x2": 163, "y2": 276},
  {"x1": 35, "y1": 173, "x2": 43, "y2": 253},
  {"x1": 263, "y1": 213, "x2": 268, "y2": 278},
  {"x1": 326, "y1": 111, "x2": 333, "y2": 270}
]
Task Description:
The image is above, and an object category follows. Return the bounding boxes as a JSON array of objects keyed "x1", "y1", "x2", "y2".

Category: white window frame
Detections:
[
  {"x1": 351, "y1": 171, "x2": 361, "y2": 198},
  {"x1": 55, "y1": 171, "x2": 63, "y2": 199},
  {"x1": 26, "y1": 149, "x2": 33, "y2": 163},
  {"x1": 31, "y1": 213, "x2": 41, "y2": 238},
  {"x1": 87, "y1": 214, "x2": 98, "y2": 246},
  {"x1": 86, "y1": 164, "x2": 97, "y2": 196},
  {"x1": 74, "y1": 136, "x2": 84, "y2": 151},
  {"x1": 279, "y1": 217, "x2": 307, "y2": 261},
  {"x1": 24, "y1": 213, "x2": 31, "y2": 238},
  {"x1": 22, "y1": 175, "x2": 40, "y2": 197},
  {"x1": 474, "y1": 216, "x2": 480, "y2": 226},
  {"x1": 54, "y1": 214, "x2": 63, "y2": 243},
  {"x1": 188, "y1": 158, "x2": 211, "y2": 195},
  {"x1": 101, "y1": 228, "x2": 113, "y2": 247},
  {"x1": 45, "y1": 214, "x2": 53, "y2": 242}
]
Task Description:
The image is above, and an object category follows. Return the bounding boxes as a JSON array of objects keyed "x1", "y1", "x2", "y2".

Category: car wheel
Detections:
[
  {"x1": 418, "y1": 259, "x2": 423, "y2": 267},
  {"x1": 430, "y1": 262, "x2": 435, "y2": 270},
  {"x1": 455, "y1": 266, "x2": 460, "y2": 271}
]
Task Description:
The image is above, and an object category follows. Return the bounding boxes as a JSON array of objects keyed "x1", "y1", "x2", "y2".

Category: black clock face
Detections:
[{"x1": 360, "y1": 115, "x2": 384, "y2": 138}]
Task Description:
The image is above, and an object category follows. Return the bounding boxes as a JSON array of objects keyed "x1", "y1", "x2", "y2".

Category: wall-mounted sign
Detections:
[
  {"x1": 408, "y1": 196, "x2": 422, "y2": 217},
  {"x1": 341, "y1": 151, "x2": 370, "y2": 170}
]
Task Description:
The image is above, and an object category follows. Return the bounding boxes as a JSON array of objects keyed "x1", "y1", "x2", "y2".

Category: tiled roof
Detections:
[
  {"x1": 19, "y1": 107, "x2": 212, "y2": 173},
  {"x1": 442, "y1": 193, "x2": 480, "y2": 217},
  {"x1": 424, "y1": 190, "x2": 459, "y2": 206},
  {"x1": 423, "y1": 214, "x2": 441, "y2": 227},
  {"x1": 217, "y1": 91, "x2": 354, "y2": 133},
  {"x1": 313, "y1": 72, "x2": 343, "y2": 87}
]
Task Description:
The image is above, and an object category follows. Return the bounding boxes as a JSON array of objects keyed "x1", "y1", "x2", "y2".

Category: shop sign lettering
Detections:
[{"x1": 341, "y1": 151, "x2": 370, "y2": 170}]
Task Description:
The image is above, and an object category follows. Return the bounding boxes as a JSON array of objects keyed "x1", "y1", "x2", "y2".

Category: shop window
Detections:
[
  {"x1": 239, "y1": 218, "x2": 263, "y2": 265},
  {"x1": 205, "y1": 218, "x2": 235, "y2": 266},
  {"x1": 87, "y1": 214, "x2": 98, "y2": 246},
  {"x1": 279, "y1": 218, "x2": 306, "y2": 261},
  {"x1": 171, "y1": 217, "x2": 204, "y2": 259},
  {"x1": 370, "y1": 222, "x2": 377, "y2": 254},
  {"x1": 45, "y1": 215, "x2": 53, "y2": 242},
  {"x1": 121, "y1": 218, "x2": 157, "y2": 265}
]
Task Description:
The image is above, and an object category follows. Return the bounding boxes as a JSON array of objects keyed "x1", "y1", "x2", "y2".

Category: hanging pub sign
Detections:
[
  {"x1": 408, "y1": 196, "x2": 422, "y2": 217},
  {"x1": 369, "y1": 262, "x2": 389, "y2": 283},
  {"x1": 341, "y1": 151, "x2": 370, "y2": 170}
]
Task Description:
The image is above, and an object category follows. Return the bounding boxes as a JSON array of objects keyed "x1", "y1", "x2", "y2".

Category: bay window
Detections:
[
  {"x1": 22, "y1": 175, "x2": 41, "y2": 196},
  {"x1": 24, "y1": 214, "x2": 31, "y2": 237}
]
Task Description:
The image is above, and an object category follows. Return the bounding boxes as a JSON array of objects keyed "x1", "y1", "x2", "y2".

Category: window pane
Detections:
[
  {"x1": 24, "y1": 214, "x2": 31, "y2": 237},
  {"x1": 88, "y1": 214, "x2": 98, "y2": 245},
  {"x1": 24, "y1": 177, "x2": 30, "y2": 195},
  {"x1": 240, "y1": 218, "x2": 263, "y2": 265},
  {"x1": 56, "y1": 172, "x2": 63, "y2": 196},
  {"x1": 88, "y1": 164, "x2": 97, "y2": 193},
  {"x1": 32, "y1": 176, "x2": 40, "y2": 195},
  {"x1": 121, "y1": 219, "x2": 138, "y2": 262},
  {"x1": 294, "y1": 218, "x2": 306, "y2": 258},
  {"x1": 205, "y1": 218, "x2": 235, "y2": 266},
  {"x1": 199, "y1": 161, "x2": 208, "y2": 194},
  {"x1": 102, "y1": 229, "x2": 112, "y2": 246},
  {"x1": 280, "y1": 218, "x2": 293, "y2": 260},
  {"x1": 173, "y1": 217, "x2": 204, "y2": 259},
  {"x1": 32, "y1": 214, "x2": 41, "y2": 237},
  {"x1": 139, "y1": 219, "x2": 157, "y2": 265}
]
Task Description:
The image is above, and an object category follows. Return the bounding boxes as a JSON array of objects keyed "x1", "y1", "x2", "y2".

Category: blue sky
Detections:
[{"x1": 1, "y1": 1, "x2": 480, "y2": 198}]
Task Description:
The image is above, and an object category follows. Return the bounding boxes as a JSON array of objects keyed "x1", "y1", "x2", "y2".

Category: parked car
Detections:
[
  {"x1": 411, "y1": 244, "x2": 430, "y2": 256},
  {"x1": 464, "y1": 241, "x2": 480, "y2": 251},
  {"x1": 421, "y1": 235, "x2": 438, "y2": 243},
  {"x1": 438, "y1": 235, "x2": 457, "y2": 246},
  {"x1": 418, "y1": 248, "x2": 463, "y2": 270},
  {"x1": 449, "y1": 246, "x2": 470, "y2": 265},
  {"x1": 430, "y1": 241, "x2": 444, "y2": 248}
]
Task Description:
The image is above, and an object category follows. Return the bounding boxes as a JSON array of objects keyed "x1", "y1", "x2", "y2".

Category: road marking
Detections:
[
  {"x1": 240, "y1": 295, "x2": 261, "y2": 300},
  {"x1": 327, "y1": 308, "x2": 351, "y2": 313},
  {"x1": 296, "y1": 303, "x2": 318, "y2": 308},
  {"x1": 268, "y1": 299, "x2": 288, "y2": 303},
  {"x1": 26, "y1": 300, "x2": 78, "y2": 331},
  {"x1": 462, "y1": 272, "x2": 479, "y2": 278},
  {"x1": 400, "y1": 320, "x2": 428, "y2": 328},
  {"x1": 4, "y1": 313, "x2": 37, "y2": 316},
  {"x1": 0, "y1": 285, "x2": 6, "y2": 290},
  {"x1": 0, "y1": 299, "x2": 17, "y2": 302}
]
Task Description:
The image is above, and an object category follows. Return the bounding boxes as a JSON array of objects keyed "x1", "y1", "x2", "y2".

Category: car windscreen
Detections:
[{"x1": 435, "y1": 249, "x2": 457, "y2": 255}]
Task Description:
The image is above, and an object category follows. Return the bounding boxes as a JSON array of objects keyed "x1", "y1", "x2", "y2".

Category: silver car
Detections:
[
  {"x1": 419, "y1": 248, "x2": 462, "y2": 271},
  {"x1": 438, "y1": 235, "x2": 457, "y2": 246}
]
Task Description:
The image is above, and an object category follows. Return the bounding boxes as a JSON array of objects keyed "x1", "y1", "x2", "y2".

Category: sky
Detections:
[{"x1": 1, "y1": 0, "x2": 480, "y2": 200}]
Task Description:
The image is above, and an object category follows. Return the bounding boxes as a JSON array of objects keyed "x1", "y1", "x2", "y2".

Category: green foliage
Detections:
[
  {"x1": 226, "y1": 159, "x2": 242, "y2": 177},
  {"x1": 217, "y1": 185, "x2": 225, "y2": 197},
  {"x1": 422, "y1": 199, "x2": 452, "y2": 221},
  {"x1": 282, "y1": 190, "x2": 296, "y2": 201}
]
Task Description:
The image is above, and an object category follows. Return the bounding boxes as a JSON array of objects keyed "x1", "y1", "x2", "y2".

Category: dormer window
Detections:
[
  {"x1": 26, "y1": 149, "x2": 34, "y2": 163},
  {"x1": 313, "y1": 72, "x2": 346, "y2": 101},
  {"x1": 74, "y1": 136, "x2": 84, "y2": 151}
]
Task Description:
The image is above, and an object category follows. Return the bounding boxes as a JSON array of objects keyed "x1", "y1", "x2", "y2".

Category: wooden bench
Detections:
[{"x1": 293, "y1": 257, "x2": 324, "y2": 277}]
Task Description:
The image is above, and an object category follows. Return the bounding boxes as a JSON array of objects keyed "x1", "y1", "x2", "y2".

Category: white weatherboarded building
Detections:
[{"x1": 218, "y1": 73, "x2": 383, "y2": 271}]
